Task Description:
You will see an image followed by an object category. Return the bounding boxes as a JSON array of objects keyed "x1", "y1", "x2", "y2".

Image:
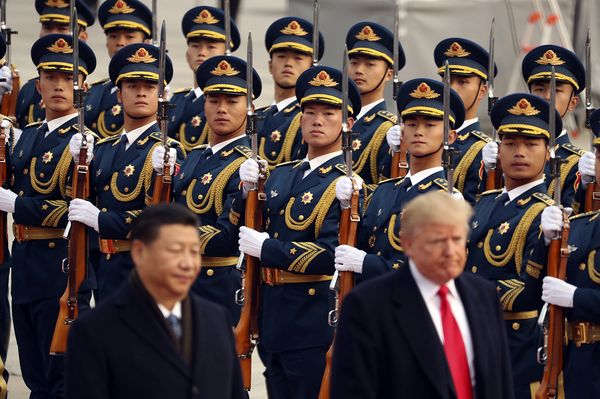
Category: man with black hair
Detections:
[{"x1": 66, "y1": 203, "x2": 244, "y2": 399}]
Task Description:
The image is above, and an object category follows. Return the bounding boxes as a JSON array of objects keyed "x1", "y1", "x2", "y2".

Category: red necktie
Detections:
[{"x1": 438, "y1": 285, "x2": 473, "y2": 399}]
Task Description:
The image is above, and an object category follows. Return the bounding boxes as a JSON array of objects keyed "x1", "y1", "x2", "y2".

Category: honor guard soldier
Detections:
[
  {"x1": 433, "y1": 38, "x2": 497, "y2": 204},
  {"x1": 155, "y1": 55, "x2": 261, "y2": 325},
  {"x1": 173, "y1": 6, "x2": 241, "y2": 151},
  {"x1": 169, "y1": 6, "x2": 240, "y2": 141},
  {"x1": 334, "y1": 78, "x2": 464, "y2": 280},
  {"x1": 346, "y1": 21, "x2": 405, "y2": 186},
  {"x1": 467, "y1": 93, "x2": 561, "y2": 398},
  {"x1": 257, "y1": 16, "x2": 324, "y2": 169},
  {"x1": 0, "y1": 33, "x2": 96, "y2": 398},
  {"x1": 68, "y1": 43, "x2": 185, "y2": 300},
  {"x1": 15, "y1": 0, "x2": 94, "y2": 129},
  {"x1": 540, "y1": 110, "x2": 600, "y2": 398},
  {"x1": 83, "y1": 0, "x2": 152, "y2": 138},
  {"x1": 483, "y1": 45, "x2": 586, "y2": 209},
  {"x1": 236, "y1": 65, "x2": 361, "y2": 399}
]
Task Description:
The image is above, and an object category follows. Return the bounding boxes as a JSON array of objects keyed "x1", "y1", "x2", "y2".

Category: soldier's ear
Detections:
[
  {"x1": 78, "y1": 29, "x2": 88, "y2": 42},
  {"x1": 477, "y1": 81, "x2": 488, "y2": 100},
  {"x1": 116, "y1": 88, "x2": 122, "y2": 104},
  {"x1": 347, "y1": 116, "x2": 355, "y2": 130},
  {"x1": 385, "y1": 66, "x2": 394, "y2": 81},
  {"x1": 568, "y1": 93, "x2": 579, "y2": 112},
  {"x1": 448, "y1": 129, "x2": 457, "y2": 145},
  {"x1": 35, "y1": 77, "x2": 41, "y2": 95},
  {"x1": 82, "y1": 81, "x2": 89, "y2": 92}
]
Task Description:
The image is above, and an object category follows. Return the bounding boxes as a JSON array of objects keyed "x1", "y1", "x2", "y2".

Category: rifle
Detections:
[
  {"x1": 0, "y1": 119, "x2": 10, "y2": 264},
  {"x1": 50, "y1": 9, "x2": 89, "y2": 355},
  {"x1": 485, "y1": 17, "x2": 502, "y2": 190},
  {"x1": 442, "y1": 60, "x2": 457, "y2": 194},
  {"x1": 390, "y1": 5, "x2": 408, "y2": 179},
  {"x1": 584, "y1": 29, "x2": 599, "y2": 211},
  {"x1": 224, "y1": 0, "x2": 232, "y2": 56},
  {"x1": 0, "y1": 0, "x2": 19, "y2": 121},
  {"x1": 312, "y1": 0, "x2": 319, "y2": 67},
  {"x1": 151, "y1": 0, "x2": 157, "y2": 46},
  {"x1": 151, "y1": 21, "x2": 172, "y2": 204},
  {"x1": 536, "y1": 66, "x2": 571, "y2": 399},
  {"x1": 234, "y1": 32, "x2": 264, "y2": 391},
  {"x1": 318, "y1": 47, "x2": 359, "y2": 399}
]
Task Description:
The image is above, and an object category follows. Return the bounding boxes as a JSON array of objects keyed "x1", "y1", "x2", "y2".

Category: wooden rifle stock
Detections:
[
  {"x1": 49, "y1": 148, "x2": 89, "y2": 355},
  {"x1": 584, "y1": 182, "x2": 599, "y2": 212},
  {"x1": 535, "y1": 216, "x2": 570, "y2": 399},
  {"x1": 234, "y1": 175, "x2": 266, "y2": 391},
  {"x1": 485, "y1": 162, "x2": 503, "y2": 191},
  {"x1": 318, "y1": 188, "x2": 359, "y2": 399},
  {"x1": 151, "y1": 162, "x2": 172, "y2": 204},
  {"x1": 391, "y1": 142, "x2": 409, "y2": 179},
  {"x1": 0, "y1": 66, "x2": 18, "y2": 121}
]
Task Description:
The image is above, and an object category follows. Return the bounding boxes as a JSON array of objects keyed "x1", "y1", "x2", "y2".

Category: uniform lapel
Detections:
[{"x1": 34, "y1": 118, "x2": 75, "y2": 157}]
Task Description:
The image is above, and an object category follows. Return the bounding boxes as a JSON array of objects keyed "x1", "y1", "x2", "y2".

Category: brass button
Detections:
[
  {"x1": 18, "y1": 191, "x2": 23, "y2": 196},
  {"x1": 298, "y1": 215, "x2": 304, "y2": 221},
  {"x1": 271, "y1": 151, "x2": 276, "y2": 157},
  {"x1": 101, "y1": 208, "x2": 107, "y2": 212},
  {"x1": 477, "y1": 242, "x2": 483, "y2": 248},
  {"x1": 103, "y1": 185, "x2": 109, "y2": 191},
  {"x1": 274, "y1": 232, "x2": 279, "y2": 238},
  {"x1": 495, "y1": 245, "x2": 502, "y2": 251},
  {"x1": 106, "y1": 254, "x2": 111, "y2": 260},
  {"x1": 191, "y1": 136, "x2": 196, "y2": 141},
  {"x1": 181, "y1": 190, "x2": 187, "y2": 196},
  {"x1": 206, "y1": 269, "x2": 214, "y2": 277},
  {"x1": 579, "y1": 263, "x2": 586, "y2": 271},
  {"x1": 110, "y1": 123, "x2": 116, "y2": 129},
  {"x1": 198, "y1": 194, "x2": 203, "y2": 200},
  {"x1": 471, "y1": 266, "x2": 477, "y2": 273},
  {"x1": 279, "y1": 209, "x2": 284, "y2": 215},
  {"x1": 39, "y1": 172, "x2": 45, "y2": 178},
  {"x1": 22, "y1": 168, "x2": 28, "y2": 175},
  {"x1": 372, "y1": 226, "x2": 377, "y2": 232},
  {"x1": 383, "y1": 228, "x2": 388, "y2": 233},
  {"x1": 376, "y1": 251, "x2": 381, "y2": 256},
  {"x1": 308, "y1": 288, "x2": 316, "y2": 296},
  {"x1": 512, "y1": 322, "x2": 520, "y2": 331},
  {"x1": 124, "y1": 187, "x2": 129, "y2": 193},
  {"x1": 48, "y1": 242, "x2": 55, "y2": 249}
]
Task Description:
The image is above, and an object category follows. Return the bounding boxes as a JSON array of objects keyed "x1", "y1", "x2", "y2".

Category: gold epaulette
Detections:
[
  {"x1": 561, "y1": 143, "x2": 585, "y2": 157},
  {"x1": 283, "y1": 103, "x2": 301, "y2": 113},
  {"x1": 234, "y1": 145, "x2": 252, "y2": 158},
  {"x1": 71, "y1": 124, "x2": 99, "y2": 140},
  {"x1": 24, "y1": 121, "x2": 43, "y2": 129},
  {"x1": 333, "y1": 163, "x2": 361, "y2": 177},
  {"x1": 90, "y1": 77, "x2": 109, "y2": 87},
  {"x1": 433, "y1": 178, "x2": 449, "y2": 190},
  {"x1": 532, "y1": 192, "x2": 555, "y2": 206},
  {"x1": 470, "y1": 130, "x2": 492, "y2": 143},
  {"x1": 377, "y1": 110, "x2": 398, "y2": 124},
  {"x1": 96, "y1": 135, "x2": 120, "y2": 145},
  {"x1": 276, "y1": 160, "x2": 302, "y2": 169},
  {"x1": 173, "y1": 87, "x2": 192, "y2": 95},
  {"x1": 190, "y1": 144, "x2": 209, "y2": 152},
  {"x1": 569, "y1": 210, "x2": 600, "y2": 221},
  {"x1": 480, "y1": 188, "x2": 503, "y2": 196},
  {"x1": 380, "y1": 176, "x2": 404, "y2": 186},
  {"x1": 149, "y1": 132, "x2": 180, "y2": 147}
]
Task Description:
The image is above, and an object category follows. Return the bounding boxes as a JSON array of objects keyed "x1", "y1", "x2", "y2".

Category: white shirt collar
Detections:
[
  {"x1": 208, "y1": 134, "x2": 245, "y2": 155},
  {"x1": 355, "y1": 99, "x2": 384, "y2": 121},
  {"x1": 405, "y1": 166, "x2": 444, "y2": 189},
  {"x1": 457, "y1": 117, "x2": 479, "y2": 133},
  {"x1": 194, "y1": 86, "x2": 203, "y2": 99},
  {"x1": 304, "y1": 150, "x2": 343, "y2": 172},
  {"x1": 157, "y1": 301, "x2": 182, "y2": 319},
  {"x1": 502, "y1": 178, "x2": 546, "y2": 202},
  {"x1": 409, "y1": 259, "x2": 459, "y2": 302},
  {"x1": 273, "y1": 96, "x2": 297, "y2": 112},
  {"x1": 121, "y1": 120, "x2": 156, "y2": 146},
  {"x1": 45, "y1": 113, "x2": 78, "y2": 135}
]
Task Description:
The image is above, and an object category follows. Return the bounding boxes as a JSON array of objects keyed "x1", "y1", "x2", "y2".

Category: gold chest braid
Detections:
[
  {"x1": 353, "y1": 120, "x2": 393, "y2": 183},
  {"x1": 30, "y1": 147, "x2": 72, "y2": 198},
  {"x1": 109, "y1": 143, "x2": 156, "y2": 202},
  {"x1": 259, "y1": 112, "x2": 302, "y2": 168}
]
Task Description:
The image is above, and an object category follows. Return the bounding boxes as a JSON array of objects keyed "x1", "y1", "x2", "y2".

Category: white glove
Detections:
[
  {"x1": 541, "y1": 206, "x2": 572, "y2": 245},
  {"x1": 386, "y1": 124, "x2": 402, "y2": 150},
  {"x1": 69, "y1": 133, "x2": 94, "y2": 164},
  {"x1": 151, "y1": 146, "x2": 177, "y2": 175},
  {"x1": 334, "y1": 245, "x2": 367, "y2": 274},
  {"x1": 0, "y1": 66, "x2": 13, "y2": 97},
  {"x1": 482, "y1": 141, "x2": 498, "y2": 170},
  {"x1": 578, "y1": 151, "x2": 596, "y2": 184},
  {"x1": 542, "y1": 276, "x2": 576, "y2": 308},
  {"x1": 68, "y1": 198, "x2": 100, "y2": 232},
  {"x1": 1, "y1": 119, "x2": 11, "y2": 145},
  {"x1": 239, "y1": 158, "x2": 267, "y2": 198},
  {"x1": 238, "y1": 226, "x2": 269, "y2": 259},
  {"x1": 335, "y1": 176, "x2": 363, "y2": 208},
  {"x1": 0, "y1": 188, "x2": 17, "y2": 213}
]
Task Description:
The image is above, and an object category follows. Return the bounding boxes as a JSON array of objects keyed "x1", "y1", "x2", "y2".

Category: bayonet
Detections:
[
  {"x1": 488, "y1": 18, "x2": 497, "y2": 119},
  {"x1": 157, "y1": 20, "x2": 169, "y2": 171},
  {"x1": 392, "y1": 4, "x2": 401, "y2": 101},
  {"x1": 549, "y1": 66, "x2": 561, "y2": 209},
  {"x1": 71, "y1": 7, "x2": 84, "y2": 138},
  {"x1": 224, "y1": 0, "x2": 232, "y2": 56},
  {"x1": 585, "y1": 28, "x2": 593, "y2": 130},
  {"x1": 246, "y1": 32, "x2": 258, "y2": 166},
  {"x1": 151, "y1": 0, "x2": 157, "y2": 46},
  {"x1": 312, "y1": 0, "x2": 319, "y2": 67},
  {"x1": 442, "y1": 60, "x2": 454, "y2": 193},
  {"x1": 0, "y1": 0, "x2": 15, "y2": 67}
]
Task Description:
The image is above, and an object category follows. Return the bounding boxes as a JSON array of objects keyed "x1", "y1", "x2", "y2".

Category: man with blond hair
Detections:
[{"x1": 330, "y1": 191, "x2": 514, "y2": 399}]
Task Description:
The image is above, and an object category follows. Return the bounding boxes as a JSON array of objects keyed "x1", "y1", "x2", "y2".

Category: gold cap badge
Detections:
[
  {"x1": 47, "y1": 38, "x2": 73, "y2": 54},
  {"x1": 508, "y1": 98, "x2": 541, "y2": 116},
  {"x1": 409, "y1": 82, "x2": 440, "y2": 99},
  {"x1": 109, "y1": 0, "x2": 135, "y2": 14},
  {"x1": 535, "y1": 49, "x2": 566, "y2": 66},
  {"x1": 355, "y1": 26, "x2": 381, "y2": 42},
  {"x1": 210, "y1": 60, "x2": 240, "y2": 76},
  {"x1": 45, "y1": 0, "x2": 69, "y2": 8},
  {"x1": 309, "y1": 70, "x2": 337, "y2": 87},
  {"x1": 280, "y1": 20, "x2": 308, "y2": 36},
  {"x1": 193, "y1": 9, "x2": 219, "y2": 25},
  {"x1": 127, "y1": 47, "x2": 157, "y2": 63},
  {"x1": 444, "y1": 42, "x2": 471, "y2": 58}
]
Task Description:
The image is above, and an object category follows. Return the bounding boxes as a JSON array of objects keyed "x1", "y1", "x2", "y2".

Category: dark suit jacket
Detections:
[
  {"x1": 330, "y1": 264, "x2": 515, "y2": 399},
  {"x1": 66, "y1": 276, "x2": 244, "y2": 399}
]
